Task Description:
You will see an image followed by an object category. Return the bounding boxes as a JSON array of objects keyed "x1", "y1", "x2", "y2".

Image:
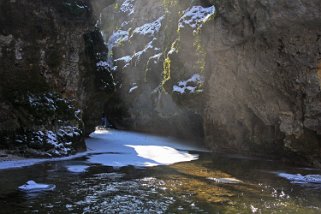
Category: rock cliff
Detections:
[
  {"x1": 1, "y1": 0, "x2": 321, "y2": 166},
  {"x1": 205, "y1": 0, "x2": 321, "y2": 166},
  {"x1": 0, "y1": 0, "x2": 114, "y2": 157},
  {"x1": 98, "y1": 0, "x2": 321, "y2": 166}
]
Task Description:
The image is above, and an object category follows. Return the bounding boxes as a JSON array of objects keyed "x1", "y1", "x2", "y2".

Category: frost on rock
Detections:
[
  {"x1": 173, "y1": 74, "x2": 204, "y2": 94},
  {"x1": 27, "y1": 93, "x2": 58, "y2": 111},
  {"x1": 132, "y1": 16, "x2": 164, "y2": 37},
  {"x1": 13, "y1": 93, "x2": 83, "y2": 157},
  {"x1": 120, "y1": 0, "x2": 135, "y2": 15},
  {"x1": 132, "y1": 40, "x2": 156, "y2": 63},
  {"x1": 108, "y1": 30, "x2": 129, "y2": 51},
  {"x1": 129, "y1": 85, "x2": 138, "y2": 93},
  {"x1": 107, "y1": 30, "x2": 129, "y2": 68},
  {"x1": 96, "y1": 60, "x2": 109, "y2": 69},
  {"x1": 178, "y1": 6, "x2": 215, "y2": 30},
  {"x1": 114, "y1": 55, "x2": 132, "y2": 68},
  {"x1": 26, "y1": 127, "x2": 82, "y2": 156},
  {"x1": 149, "y1": 53, "x2": 162, "y2": 64}
]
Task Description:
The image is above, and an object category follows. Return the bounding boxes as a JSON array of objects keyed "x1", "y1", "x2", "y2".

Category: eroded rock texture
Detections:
[
  {"x1": 99, "y1": 0, "x2": 321, "y2": 166},
  {"x1": 0, "y1": 0, "x2": 114, "y2": 157},
  {"x1": 205, "y1": 0, "x2": 321, "y2": 165},
  {"x1": 97, "y1": 0, "x2": 210, "y2": 140},
  {"x1": 0, "y1": 0, "x2": 320, "y2": 166}
]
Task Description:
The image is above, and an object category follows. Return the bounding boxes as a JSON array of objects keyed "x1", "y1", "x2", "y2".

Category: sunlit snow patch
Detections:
[
  {"x1": 19, "y1": 180, "x2": 56, "y2": 192},
  {"x1": 66, "y1": 165, "x2": 90, "y2": 173},
  {"x1": 86, "y1": 130, "x2": 206, "y2": 167},
  {"x1": 178, "y1": 6, "x2": 215, "y2": 30},
  {"x1": 173, "y1": 74, "x2": 204, "y2": 94},
  {"x1": 120, "y1": 0, "x2": 135, "y2": 15},
  {"x1": 127, "y1": 145, "x2": 198, "y2": 166},
  {"x1": 132, "y1": 16, "x2": 164, "y2": 37},
  {"x1": 278, "y1": 173, "x2": 321, "y2": 184}
]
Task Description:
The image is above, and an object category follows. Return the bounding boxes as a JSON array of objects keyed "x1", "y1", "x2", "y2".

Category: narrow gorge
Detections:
[{"x1": 1, "y1": 0, "x2": 321, "y2": 213}]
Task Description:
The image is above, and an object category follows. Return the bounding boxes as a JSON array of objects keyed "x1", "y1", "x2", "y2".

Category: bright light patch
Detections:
[
  {"x1": 127, "y1": 145, "x2": 199, "y2": 165},
  {"x1": 86, "y1": 129, "x2": 207, "y2": 167}
]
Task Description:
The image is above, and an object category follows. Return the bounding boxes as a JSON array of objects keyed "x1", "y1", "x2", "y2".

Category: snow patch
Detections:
[
  {"x1": 120, "y1": 0, "x2": 135, "y2": 15},
  {"x1": 149, "y1": 53, "x2": 162, "y2": 64},
  {"x1": 19, "y1": 180, "x2": 56, "y2": 192},
  {"x1": 66, "y1": 165, "x2": 90, "y2": 173},
  {"x1": 96, "y1": 60, "x2": 109, "y2": 68},
  {"x1": 132, "y1": 40, "x2": 155, "y2": 62},
  {"x1": 278, "y1": 173, "x2": 321, "y2": 184},
  {"x1": 127, "y1": 145, "x2": 198, "y2": 166},
  {"x1": 178, "y1": 6, "x2": 215, "y2": 30},
  {"x1": 85, "y1": 129, "x2": 208, "y2": 168},
  {"x1": 132, "y1": 16, "x2": 164, "y2": 37},
  {"x1": 173, "y1": 74, "x2": 204, "y2": 94},
  {"x1": 129, "y1": 85, "x2": 138, "y2": 93},
  {"x1": 107, "y1": 30, "x2": 129, "y2": 68},
  {"x1": 115, "y1": 55, "x2": 132, "y2": 63}
]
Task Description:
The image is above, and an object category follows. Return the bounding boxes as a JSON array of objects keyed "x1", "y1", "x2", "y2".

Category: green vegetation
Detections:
[
  {"x1": 114, "y1": 2, "x2": 120, "y2": 12},
  {"x1": 161, "y1": 37, "x2": 181, "y2": 90},
  {"x1": 162, "y1": 57, "x2": 171, "y2": 87}
]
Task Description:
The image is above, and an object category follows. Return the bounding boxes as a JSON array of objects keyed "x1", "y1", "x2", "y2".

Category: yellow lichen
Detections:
[{"x1": 162, "y1": 57, "x2": 171, "y2": 86}]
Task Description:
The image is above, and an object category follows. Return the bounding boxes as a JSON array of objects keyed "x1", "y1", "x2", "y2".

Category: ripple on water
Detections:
[{"x1": 72, "y1": 176, "x2": 176, "y2": 214}]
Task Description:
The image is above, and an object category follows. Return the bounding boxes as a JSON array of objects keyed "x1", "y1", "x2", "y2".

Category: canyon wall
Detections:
[
  {"x1": 0, "y1": 0, "x2": 320, "y2": 166},
  {"x1": 0, "y1": 0, "x2": 114, "y2": 157},
  {"x1": 100, "y1": 0, "x2": 321, "y2": 166}
]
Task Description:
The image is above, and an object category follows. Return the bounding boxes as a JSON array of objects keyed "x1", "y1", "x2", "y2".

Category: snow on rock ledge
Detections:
[
  {"x1": 178, "y1": 6, "x2": 215, "y2": 30},
  {"x1": 173, "y1": 74, "x2": 204, "y2": 94},
  {"x1": 120, "y1": 0, "x2": 135, "y2": 16},
  {"x1": 132, "y1": 16, "x2": 164, "y2": 37}
]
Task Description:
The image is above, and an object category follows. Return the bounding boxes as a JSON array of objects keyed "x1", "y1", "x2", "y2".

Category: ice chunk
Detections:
[
  {"x1": 278, "y1": 173, "x2": 321, "y2": 184},
  {"x1": 66, "y1": 165, "x2": 90, "y2": 173},
  {"x1": 19, "y1": 180, "x2": 56, "y2": 192},
  {"x1": 207, "y1": 177, "x2": 243, "y2": 184}
]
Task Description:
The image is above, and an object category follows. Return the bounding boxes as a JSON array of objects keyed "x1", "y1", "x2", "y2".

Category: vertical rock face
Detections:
[
  {"x1": 0, "y1": 0, "x2": 114, "y2": 157},
  {"x1": 1, "y1": 0, "x2": 320, "y2": 166},
  {"x1": 98, "y1": 0, "x2": 321, "y2": 166},
  {"x1": 97, "y1": 0, "x2": 213, "y2": 140},
  {"x1": 204, "y1": 0, "x2": 321, "y2": 165}
]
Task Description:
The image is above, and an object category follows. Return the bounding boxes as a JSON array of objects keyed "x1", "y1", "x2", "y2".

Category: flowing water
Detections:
[{"x1": 0, "y1": 130, "x2": 321, "y2": 214}]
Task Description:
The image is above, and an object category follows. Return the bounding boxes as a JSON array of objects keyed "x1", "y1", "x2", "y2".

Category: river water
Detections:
[{"x1": 0, "y1": 130, "x2": 321, "y2": 213}]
